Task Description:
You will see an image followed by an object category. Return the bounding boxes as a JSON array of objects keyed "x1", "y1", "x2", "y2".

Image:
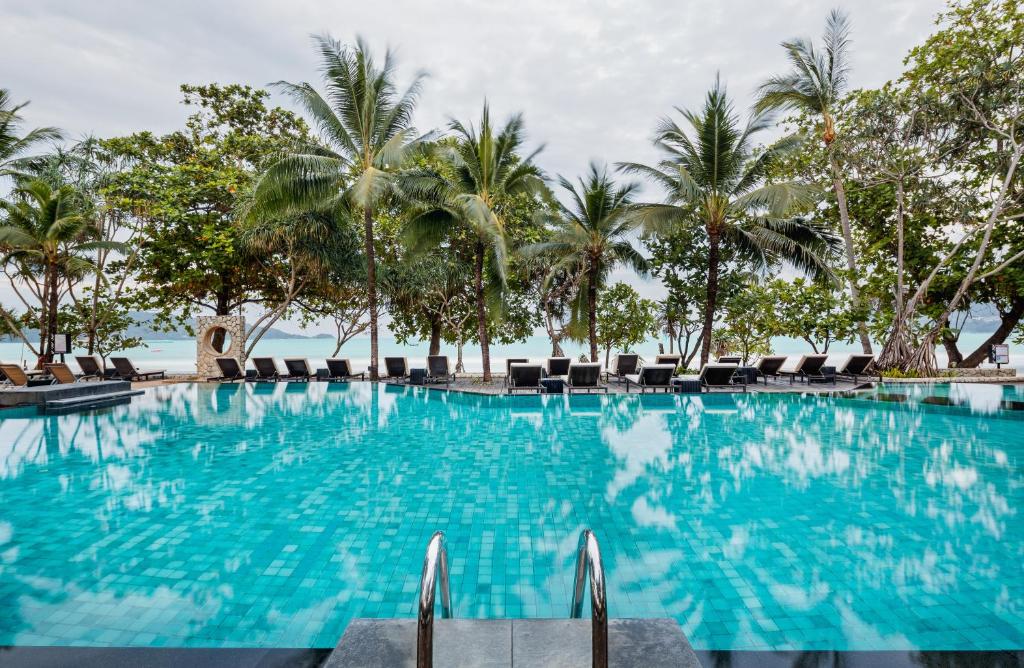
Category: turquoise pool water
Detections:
[{"x1": 0, "y1": 382, "x2": 1021, "y2": 650}]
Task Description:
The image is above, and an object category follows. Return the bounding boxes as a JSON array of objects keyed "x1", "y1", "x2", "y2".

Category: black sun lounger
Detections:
[
  {"x1": 753, "y1": 355, "x2": 788, "y2": 384},
  {"x1": 546, "y1": 357, "x2": 572, "y2": 377},
  {"x1": 75, "y1": 355, "x2": 110, "y2": 380},
  {"x1": 283, "y1": 358, "x2": 313, "y2": 381},
  {"x1": 384, "y1": 357, "x2": 410, "y2": 383},
  {"x1": 251, "y1": 357, "x2": 281, "y2": 381},
  {"x1": 837, "y1": 354, "x2": 880, "y2": 383},
  {"x1": 209, "y1": 357, "x2": 246, "y2": 382},
  {"x1": 507, "y1": 363, "x2": 544, "y2": 394},
  {"x1": 624, "y1": 364, "x2": 676, "y2": 393},
  {"x1": 566, "y1": 363, "x2": 607, "y2": 394},
  {"x1": 781, "y1": 355, "x2": 830, "y2": 385},
  {"x1": 426, "y1": 355, "x2": 456, "y2": 388},
  {"x1": 700, "y1": 363, "x2": 746, "y2": 392},
  {"x1": 606, "y1": 354, "x2": 640, "y2": 383},
  {"x1": 325, "y1": 358, "x2": 365, "y2": 382},
  {"x1": 109, "y1": 357, "x2": 166, "y2": 381}
]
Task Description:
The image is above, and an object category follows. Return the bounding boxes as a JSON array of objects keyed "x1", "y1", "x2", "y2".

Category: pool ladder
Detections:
[{"x1": 415, "y1": 529, "x2": 609, "y2": 668}]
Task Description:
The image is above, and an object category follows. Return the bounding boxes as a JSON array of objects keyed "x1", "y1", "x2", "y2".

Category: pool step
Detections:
[
  {"x1": 42, "y1": 389, "x2": 144, "y2": 415},
  {"x1": 325, "y1": 618, "x2": 702, "y2": 668}
]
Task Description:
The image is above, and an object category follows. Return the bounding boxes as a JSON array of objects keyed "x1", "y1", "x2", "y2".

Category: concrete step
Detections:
[
  {"x1": 325, "y1": 618, "x2": 702, "y2": 668},
  {"x1": 42, "y1": 389, "x2": 144, "y2": 414},
  {"x1": 0, "y1": 380, "x2": 133, "y2": 408}
]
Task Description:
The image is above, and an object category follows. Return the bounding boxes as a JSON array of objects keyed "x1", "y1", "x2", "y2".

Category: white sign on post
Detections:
[{"x1": 54, "y1": 334, "x2": 71, "y2": 354}]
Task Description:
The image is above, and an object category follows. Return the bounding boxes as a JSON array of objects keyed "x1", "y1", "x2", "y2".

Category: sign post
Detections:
[
  {"x1": 989, "y1": 344, "x2": 1010, "y2": 369},
  {"x1": 54, "y1": 334, "x2": 71, "y2": 364}
]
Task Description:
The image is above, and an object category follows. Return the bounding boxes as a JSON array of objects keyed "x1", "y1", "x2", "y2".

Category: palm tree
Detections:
[
  {"x1": 403, "y1": 103, "x2": 546, "y2": 381},
  {"x1": 250, "y1": 35, "x2": 426, "y2": 380},
  {"x1": 0, "y1": 179, "x2": 119, "y2": 365},
  {"x1": 620, "y1": 78, "x2": 837, "y2": 366},
  {"x1": 523, "y1": 163, "x2": 648, "y2": 362},
  {"x1": 755, "y1": 9, "x2": 872, "y2": 354},
  {"x1": 0, "y1": 89, "x2": 62, "y2": 178}
]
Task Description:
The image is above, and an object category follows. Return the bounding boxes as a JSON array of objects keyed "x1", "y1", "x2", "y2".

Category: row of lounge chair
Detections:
[
  {"x1": 205, "y1": 352, "x2": 879, "y2": 394},
  {"x1": 0, "y1": 356, "x2": 165, "y2": 387}
]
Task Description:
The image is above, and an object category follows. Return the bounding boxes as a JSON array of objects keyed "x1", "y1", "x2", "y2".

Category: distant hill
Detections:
[{"x1": 2, "y1": 311, "x2": 332, "y2": 343}]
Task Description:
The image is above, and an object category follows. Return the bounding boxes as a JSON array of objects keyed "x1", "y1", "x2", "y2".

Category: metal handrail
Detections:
[
  {"x1": 416, "y1": 531, "x2": 452, "y2": 668},
  {"x1": 569, "y1": 529, "x2": 609, "y2": 668}
]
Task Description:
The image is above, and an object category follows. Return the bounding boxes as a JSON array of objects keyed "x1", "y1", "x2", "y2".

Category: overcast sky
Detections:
[{"x1": 1, "y1": 0, "x2": 944, "y2": 334}]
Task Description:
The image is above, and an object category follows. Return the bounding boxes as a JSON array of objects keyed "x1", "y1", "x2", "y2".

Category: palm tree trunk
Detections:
[
  {"x1": 699, "y1": 231, "x2": 721, "y2": 366},
  {"x1": 829, "y1": 155, "x2": 873, "y2": 354},
  {"x1": 587, "y1": 259, "x2": 599, "y2": 363},
  {"x1": 363, "y1": 206, "x2": 379, "y2": 381},
  {"x1": 474, "y1": 240, "x2": 491, "y2": 382},
  {"x1": 43, "y1": 260, "x2": 59, "y2": 365},
  {"x1": 959, "y1": 297, "x2": 1024, "y2": 368}
]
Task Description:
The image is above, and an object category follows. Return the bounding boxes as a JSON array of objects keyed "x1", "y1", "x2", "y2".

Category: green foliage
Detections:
[
  {"x1": 595, "y1": 282, "x2": 658, "y2": 366},
  {"x1": 104, "y1": 84, "x2": 309, "y2": 329},
  {"x1": 0, "y1": 88, "x2": 62, "y2": 178},
  {"x1": 59, "y1": 291, "x2": 145, "y2": 361},
  {"x1": 0, "y1": 178, "x2": 118, "y2": 362},
  {"x1": 772, "y1": 277, "x2": 860, "y2": 354},
  {"x1": 401, "y1": 103, "x2": 548, "y2": 378},
  {"x1": 522, "y1": 162, "x2": 647, "y2": 361},
  {"x1": 715, "y1": 281, "x2": 777, "y2": 364},
  {"x1": 623, "y1": 77, "x2": 838, "y2": 365}
]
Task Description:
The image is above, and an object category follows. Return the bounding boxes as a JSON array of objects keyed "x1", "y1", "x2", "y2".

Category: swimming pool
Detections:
[{"x1": 0, "y1": 382, "x2": 1020, "y2": 651}]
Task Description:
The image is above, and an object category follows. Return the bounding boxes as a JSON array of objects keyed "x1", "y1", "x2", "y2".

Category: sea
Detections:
[{"x1": 2, "y1": 332, "x2": 1019, "y2": 374}]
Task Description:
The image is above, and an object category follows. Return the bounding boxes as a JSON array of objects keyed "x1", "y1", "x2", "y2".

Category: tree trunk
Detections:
[
  {"x1": 699, "y1": 231, "x2": 721, "y2": 366},
  {"x1": 364, "y1": 206, "x2": 380, "y2": 381},
  {"x1": 474, "y1": 240, "x2": 491, "y2": 381},
  {"x1": 878, "y1": 180, "x2": 912, "y2": 370},
  {"x1": 587, "y1": 259, "x2": 599, "y2": 363},
  {"x1": 941, "y1": 331, "x2": 964, "y2": 367},
  {"x1": 959, "y1": 297, "x2": 1024, "y2": 368},
  {"x1": 428, "y1": 317, "x2": 442, "y2": 356},
  {"x1": 829, "y1": 155, "x2": 873, "y2": 354},
  {"x1": 42, "y1": 260, "x2": 59, "y2": 366}
]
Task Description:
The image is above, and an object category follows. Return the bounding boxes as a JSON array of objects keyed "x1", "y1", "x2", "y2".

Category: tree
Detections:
[
  {"x1": 756, "y1": 9, "x2": 874, "y2": 354},
  {"x1": 0, "y1": 180, "x2": 122, "y2": 365},
  {"x1": 523, "y1": 163, "x2": 648, "y2": 362},
  {"x1": 772, "y1": 277, "x2": 859, "y2": 353},
  {"x1": 646, "y1": 224, "x2": 748, "y2": 368},
  {"x1": 595, "y1": 283, "x2": 658, "y2": 367},
  {"x1": 34, "y1": 137, "x2": 146, "y2": 359},
  {"x1": 105, "y1": 84, "x2": 309, "y2": 345},
  {"x1": 898, "y1": 0, "x2": 1024, "y2": 374},
  {"x1": 0, "y1": 88, "x2": 61, "y2": 179},
  {"x1": 716, "y1": 281, "x2": 778, "y2": 364},
  {"x1": 621, "y1": 78, "x2": 837, "y2": 366},
  {"x1": 251, "y1": 35, "x2": 426, "y2": 380},
  {"x1": 403, "y1": 103, "x2": 546, "y2": 380}
]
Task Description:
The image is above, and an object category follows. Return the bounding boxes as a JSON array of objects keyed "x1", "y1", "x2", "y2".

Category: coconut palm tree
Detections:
[
  {"x1": 522, "y1": 163, "x2": 648, "y2": 362},
  {"x1": 250, "y1": 35, "x2": 426, "y2": 380},
  {"x1": 0, "y1": 179, "x2": 121, "y2": 365},
  {"x1": 402, "y1": 103, "x2": 546, "y2": 381},
  {"x1": 0, "y1": 88, "x2": 62, "y2": 178},
  {"x1": 754, "y1": 9, "x2": 873, "y2": 354},
  {"x1": 619, "y1": 78, "x2": 838, "y2": 366}
]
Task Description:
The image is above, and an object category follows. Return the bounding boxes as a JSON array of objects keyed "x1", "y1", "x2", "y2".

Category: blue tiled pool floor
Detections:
[{"x1": 0, "y1": 382, "x2": 1021, "y2": 650}]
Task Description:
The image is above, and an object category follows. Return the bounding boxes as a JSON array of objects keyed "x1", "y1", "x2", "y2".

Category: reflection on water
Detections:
[{"x1": 0, "y1": 382, "x2": 1020, "y2": 650}]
